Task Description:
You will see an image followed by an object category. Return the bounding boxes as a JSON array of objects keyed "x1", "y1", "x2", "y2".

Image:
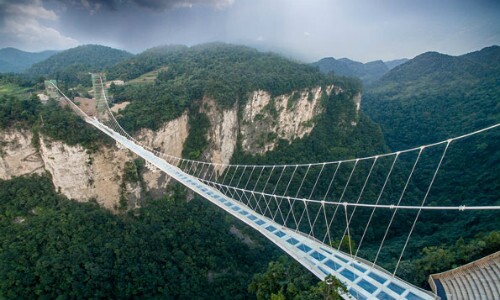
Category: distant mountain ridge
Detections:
[
  {"x1": 27, "y1": 44, "x2": 133, "y2": 85},
  {"x1": 0, "y1": 48, "x2": 59, "y2": 73},
  {"x1": 311, "y1": 56, "x2": 408, "y2": 85},
  {"x1": 364, "y1": 45, "x2": 500, "y2": 149}
]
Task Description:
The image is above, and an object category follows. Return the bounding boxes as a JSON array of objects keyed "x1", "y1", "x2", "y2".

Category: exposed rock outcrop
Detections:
[
  {"x1": 0, "y1": 128, "x2": 142, "y2": 211},
  {"x1": 39, "y1": 137, "x2": 139, "y2": 210},
  {"x1": 240, "y1": 85, "x2": 336, "y2": 154},
  {"x1": 201, "y1": 97, "x2": 238, "y2": 174},
  {"x1": 0, "y1": 85, "x2": 360, "y2": 211},
  {"x1": 136, "y1": 112, "x2": 189, "y2": 196},
  {"x1": 0, "y1": 129, "x2": 44, "y2": 179}
]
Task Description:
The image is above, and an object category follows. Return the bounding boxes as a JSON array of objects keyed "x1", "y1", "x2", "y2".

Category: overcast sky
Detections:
[{"x1": 1, "y1": 0, "x2": 499, "y2": 62}]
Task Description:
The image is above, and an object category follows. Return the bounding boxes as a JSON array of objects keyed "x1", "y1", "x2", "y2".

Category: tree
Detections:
[{"x1": 249, "y1": 256, "x2": 347, "y2": 300}]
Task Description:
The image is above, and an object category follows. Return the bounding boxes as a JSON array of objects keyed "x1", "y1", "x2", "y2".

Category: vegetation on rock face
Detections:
[
  {"x1": 0, "y1": 93, "x2": 110, "y2": 150},
  {"x1": 182, "y1": 109, "x2": 211, "y2": 159},
  {"x1": 109, "y1": 43, "x2": 336, "y2": 132}
]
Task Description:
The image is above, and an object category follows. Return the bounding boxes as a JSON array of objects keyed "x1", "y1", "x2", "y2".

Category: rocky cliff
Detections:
[
  {"x1": 0, "y1": 85, "x2": 361, "y2": 210},
  {"x1": 0, "y1": 129, "x2": 141, "y2": 210},
  {"x1": 240, "y1": 85, "x2": 336, "y2": 154}
]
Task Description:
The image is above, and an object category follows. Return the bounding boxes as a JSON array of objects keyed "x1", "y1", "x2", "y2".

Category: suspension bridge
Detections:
[{"x1": 49, "y1": 75, "x2": 500, "y2": 300}]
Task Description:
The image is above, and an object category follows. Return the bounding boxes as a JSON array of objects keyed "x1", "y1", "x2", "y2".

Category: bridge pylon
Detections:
[
  {"x1": 91, "y1": 73, "x2": 110, "y2": 122},
  {"x1": 44, "y1": 80, "x2": 59, "y2": 100}
]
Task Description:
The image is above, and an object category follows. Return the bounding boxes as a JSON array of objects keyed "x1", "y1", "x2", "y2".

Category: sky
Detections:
[{"x1": 0, "y1": 0, "x2": 499, "y2": 62}]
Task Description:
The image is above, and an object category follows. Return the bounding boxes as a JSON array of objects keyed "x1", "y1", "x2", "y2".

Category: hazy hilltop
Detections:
[
  {"x1": 311, "y1": 56, "x2": 408, "y2": 85},
  {"x1": 27, "y1": 44, "x2": 133, "y2": 85},
  {"x1": 363, "y1": 45, "x2": 500, "y2": 149},
  {"x1": 0, "y1": 48, "x2": 59, "y2": 73},
  {"x1": 384, "y1": 58, "x2": 410, "y2": 70}
]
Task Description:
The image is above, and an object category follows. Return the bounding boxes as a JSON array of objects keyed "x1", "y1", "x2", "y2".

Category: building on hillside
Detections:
[
  {"x1": 428, "y1": 251, "x2": 500, "y2": 299},
  {"x1": 37, "y1": 93, "x2": 49, "y2": 103},
  {"x1": 105, "y1": 80, "x2": 124, "y2": 88}
]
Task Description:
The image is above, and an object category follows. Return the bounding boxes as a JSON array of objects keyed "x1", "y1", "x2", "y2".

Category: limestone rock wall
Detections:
[
  {"x1": 0, "y1": 129, "x2": 44, "y2": 179},
  {"x1": 135, "y1": 112, "x2": 189, "y2": 196},
  {"x1": 0, "y1": 128, "x2": 142, "y2": 211},
  {"x1": 200, "y1": 97, "x2": 239, "y2": 175},
  {"x1": 240, "y1": 85, "x2": 335, "y2": 154},
  {"x1": 0, "y1": 85, "x2": 360, "y2": 210}
]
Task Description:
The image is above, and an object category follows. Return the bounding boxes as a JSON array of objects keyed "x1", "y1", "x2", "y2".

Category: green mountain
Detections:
[
  {"x1": 27, "y1": 45, "x2": 133, "y2": 85},
  {"x1": 0, "y1": 175, "x2": 285, "y2": 299},
  {"x1": 384, "y1": 58, "x2": 409, "y2": 70},
  {"x1": 363, "y1": 46, "x2": 500, "y2": 149},
  {"x1": 311, "y1": 57, "x2": 409, "y2": 85},
  {"x1": 0, "y1": 48, "x2": 59, "y2": 73},
  {"x1": 362, "y1": 46, "x2": 500, "y2": 285}
]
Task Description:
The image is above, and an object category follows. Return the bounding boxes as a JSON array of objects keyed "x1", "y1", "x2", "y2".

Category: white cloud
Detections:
[
  {"x1": 132, "y1": 0, "x2": 235, "y2": 11},
  {"x1": 0, "y1": 0, "x2": 79, "y2": 51}
]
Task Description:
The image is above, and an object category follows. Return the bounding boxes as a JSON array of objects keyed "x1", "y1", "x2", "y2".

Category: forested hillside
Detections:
[
  {"x1": 361, "y1": 46, "x2": 500, "y2": 285},
  {"x1": 0, "y1": 48, "x2": 59, "y2": 73},
  {"x1": 109, "y1": 43, "x2": 333, "y2": 131},
  {"x1": 0, "y1": 175, "x2": 279, "y2": 298},
  {"x1": 27, "y1": 45, "x2": 133, "y2": 86},
  {"x1": 0, "y1": 175, "x2": 348, "y2": 299},
  {"x1": 363, "y1": 46, "x2": 500, "y2": 149},
  {"x1": 311, "y1": 57, "x2": 408, "y2": 85},
  {"x1": 0, "y1": 93, "x2": 110, "y2": 150}
]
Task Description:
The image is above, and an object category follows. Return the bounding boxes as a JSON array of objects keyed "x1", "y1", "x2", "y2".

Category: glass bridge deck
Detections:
[{"x1": 91, "y1": 119, "x2": 438, "y2": 300}]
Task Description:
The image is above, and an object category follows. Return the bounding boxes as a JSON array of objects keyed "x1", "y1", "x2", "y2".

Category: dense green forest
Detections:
[
  {"x1": 0, "y1": 175, "x2": 345, "y2": 299},
  {"x1": 363, "y1": 46, "x2": 500, "y2": 150},
  {"x1": 361, "y1": 45, "x2": 500, "y2": 284},
  {"x1": 0, "y1": 92, "x2": 110, "y2": 149},
  {"x1": 27, "y1": 45, "x2": 132, "y2": 86}
]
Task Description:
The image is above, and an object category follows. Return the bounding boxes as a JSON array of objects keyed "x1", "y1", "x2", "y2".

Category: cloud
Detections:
[
  {"x1": 51, "y1": 0, "x2": 234, "y2": 12},
  {"x1": 0, "y1": 0, "x2": 79, "y2": 51},
  {"x1": 131, "y1": 0, "x2": 234, "y2": 10}
]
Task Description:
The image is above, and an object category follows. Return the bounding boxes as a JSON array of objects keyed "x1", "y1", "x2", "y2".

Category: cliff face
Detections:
[
  {"x1": 38, "y1": 137, "x2": 137, "y2": 210},
  {"x1": 200, "y1": 97, "x2": 238, "y2": 174},
  {"x1": 0, "y1": 129, "x2": 44, "y2": 178},
  {"x1": 136, "y1": 113, "x2": 189, "y2": 197},
  {"x1": 240, "y1": 85, "x2": 336, "y2": 154},
  {"x1": 0, "y1": 85, "x2": 360, "y2": 210},
  {"x1": 0, "y1": 129, "x2": 141, "y2": 210}
]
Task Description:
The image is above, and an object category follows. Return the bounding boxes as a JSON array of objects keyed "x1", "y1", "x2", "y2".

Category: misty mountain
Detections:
[
  {"x1": 0, "y1": 48, "x2": 59, "y2": 73},
  {"x1": 27, "y1": 45, "x2": 133, "y2": 85},
  {"x1": 461, "y1": 45, "x2": 500, "y2": 70},
  {"x1": 363, "y1": 45, "x2": 500, "y2": 149},
  {"x1": 384, "y1": 58, "x2": 409, "y2": 70},
  {"x1": 311, "y1": 56, "x2": 408, "y2": 85},
  {"x1": 362, "y1": 46, "x2": 500, "y2": 283}
]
